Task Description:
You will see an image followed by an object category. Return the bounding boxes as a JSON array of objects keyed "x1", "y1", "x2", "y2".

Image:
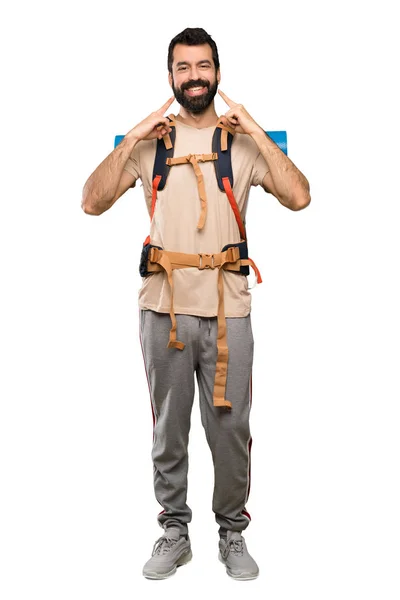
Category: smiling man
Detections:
[
  {"x1": 81, "y1": 27, "x2": 310, "y2": 581},
  {"x1": 170, "y1": 47, "x2": 219, "y2": 114}
]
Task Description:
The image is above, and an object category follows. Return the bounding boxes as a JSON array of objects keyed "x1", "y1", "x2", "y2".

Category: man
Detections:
[{"x1": 82, "y1": 27, "x2": 310, "y2": 580}]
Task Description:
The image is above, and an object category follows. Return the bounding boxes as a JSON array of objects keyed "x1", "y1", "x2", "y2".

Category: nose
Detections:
[{"x1": 190, "y1": 66, "x2": 202, "y2": 81}]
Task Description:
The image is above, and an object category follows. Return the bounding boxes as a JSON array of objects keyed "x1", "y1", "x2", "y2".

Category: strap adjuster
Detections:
[
  {"x1": 149, "y1": 247, "x2": 162, "y2": 262},
  {"x1": 225, "y1": 246, "x2": 240, "y2": 262}
]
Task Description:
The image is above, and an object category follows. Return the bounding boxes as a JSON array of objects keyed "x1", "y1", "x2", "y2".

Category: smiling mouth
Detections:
[{"x1": 184, "y1": 86, "x2": 208, "y2": 97}]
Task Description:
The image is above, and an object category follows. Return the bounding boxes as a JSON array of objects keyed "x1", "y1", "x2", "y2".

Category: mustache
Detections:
[{"x1": 180, "y1": 79, "x2": 210, "y2": 92}]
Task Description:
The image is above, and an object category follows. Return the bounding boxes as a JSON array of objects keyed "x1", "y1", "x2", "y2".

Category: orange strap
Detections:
[
  {"x1": 147, "y1": 247, "x2": 244, "y2": 408},
  {"x1": 161, "y1": 114, "x2": 176, "y2": 150},
  {"x1": 213, "y1": 260, "x2": 231, "y2": 408},
  {"x1": 162, "y1": 133, "x2": 173, "y2": 150},
  {"x1": 151, "y1": 175, "x2": 162, "y2": 220},
  {"x1": 147, "y1": 247, "x2": 240, "y2": 271},
  {"x1": 240, "y1": 257, "x2": 263, "y2": 284},
  {"x1": 216, "y1": 121, "x2": 236, "y2": 151},
  {"x1": 148, "y1": 248, "x2": 185, "y2": 351},
  {"x1": 222, "y1": 177, "x2": 247, "y2": 240},
  {"x1": 166, "y1": 153, "x2": 218, "y2": 230}
]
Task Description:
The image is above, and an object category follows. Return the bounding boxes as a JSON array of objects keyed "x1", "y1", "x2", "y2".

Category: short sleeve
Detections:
[
  {"x1": 251, "y1": 151, "x2": 269, "y2": 187},
  {"x1": 123, "y1": 143, "x2": 141, "y2": 182}
]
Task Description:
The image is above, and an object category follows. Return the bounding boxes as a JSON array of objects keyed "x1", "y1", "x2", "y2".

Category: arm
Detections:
[
  {"x1": 81, "y1": 133, "x2": 138, "y2": 215},
  {"x1": 251, "y1": 130, "x2": 311, "y2": 211},
  {"x1": 218, "y1": 90, "x2": 311, "y2": 211},
  {"x1": 81, "y1": 96, "x2": 175, "y2": 216}
]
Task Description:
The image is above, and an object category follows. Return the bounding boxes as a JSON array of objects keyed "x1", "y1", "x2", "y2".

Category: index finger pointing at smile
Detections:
[
  {"x1": 218, "y1": 89, "x2": 237, "y2": 108},
  {"x1": 158, "y1": 96, "x2": 175, "y2": 114}
]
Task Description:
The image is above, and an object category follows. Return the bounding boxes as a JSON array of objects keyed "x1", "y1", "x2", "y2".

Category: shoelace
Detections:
[
  {"x1": 222, "y1": 538, "x2": 244, "y2": 559},
  {"x1": 152, "y1": 534, "x2": 178, "y2": 556}
]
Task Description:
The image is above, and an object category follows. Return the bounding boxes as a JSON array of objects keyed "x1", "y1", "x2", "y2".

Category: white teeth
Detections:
[{"x1": 189, "y1": 87, "x2": 203, "y2": 91}]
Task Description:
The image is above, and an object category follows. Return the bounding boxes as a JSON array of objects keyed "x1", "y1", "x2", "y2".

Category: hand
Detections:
[
  {"x1": 218, "y1": 90, "x2": 262, "y2": 136},
  {"x1": 126, "y1": 96, "x2": 175, "y2": 142}
]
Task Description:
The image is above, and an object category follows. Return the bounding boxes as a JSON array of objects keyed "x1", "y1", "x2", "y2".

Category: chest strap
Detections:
[
  {"x1": 166, "y1": 153, "x2": 218, "y2": 230},
  {"x1": 146, "y1": 246, "x2": 261, "y2": 409}
]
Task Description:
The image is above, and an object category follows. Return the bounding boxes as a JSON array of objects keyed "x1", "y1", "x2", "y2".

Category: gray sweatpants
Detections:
[{"x1": 139, "y1": 308, "x2": 254, "y2": 536}]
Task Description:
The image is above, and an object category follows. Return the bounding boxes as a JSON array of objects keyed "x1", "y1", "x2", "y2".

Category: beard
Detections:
[{"x1": 172, "y1": 77, "x2": 218, "y2": 114}]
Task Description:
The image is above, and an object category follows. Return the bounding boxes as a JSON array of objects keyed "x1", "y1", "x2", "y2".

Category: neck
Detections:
[{"x1": 175, "y1": 103, "x2": 219, "y2": 129}]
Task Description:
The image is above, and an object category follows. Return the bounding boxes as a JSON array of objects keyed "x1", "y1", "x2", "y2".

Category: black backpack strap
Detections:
[
  {"x1": 152, "y1": 116, "x2": 176, "y2": 191},
  {"x1": 212, "y1": 122, "x2": 235, "y2": 191}
]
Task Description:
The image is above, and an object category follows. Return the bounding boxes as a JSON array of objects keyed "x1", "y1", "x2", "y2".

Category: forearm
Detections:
[
  {"x1": 251, "y1": 128, "x2": 310, "y2": 210},
  {"x1": 81, "y1": 132, "x2": 138, "y2": 214}
]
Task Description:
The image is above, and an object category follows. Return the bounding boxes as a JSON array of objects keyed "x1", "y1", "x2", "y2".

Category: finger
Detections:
[
  {"x1": 157, "y1": 95, "x2": 175, "y2": 114},
  {"x1": 226, "y1": 112, "x2": 238, "y2": 123},
  {"x1": 156, "y1": 123, "x2": 172, "y2": 133},
  {"x1": 218, "y1": 89, "x2": 236, "y2": 108},
  {"x1": 155, "y1": 118, "x2": 171, "y2": 131},
  {"x1": 222, "y1": 111, "x2": 238, "y2": 124},
  {"x1": 222, "y1": 115, "x2": 236, "y2": 127},
  {"x1": 219, "y1": 115, "x2": 237, "y2": 132}
]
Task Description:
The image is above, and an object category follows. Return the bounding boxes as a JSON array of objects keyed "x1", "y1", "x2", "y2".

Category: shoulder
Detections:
[
  {"x1": 231, "y1": 133, "x2": 260, "y2": 159},
  {"x1": 230, "y1": 133, "x2": 262, "y2": 171},
  {"x1": 129, "y1": 138, "x2": 157, "y2": 162}
]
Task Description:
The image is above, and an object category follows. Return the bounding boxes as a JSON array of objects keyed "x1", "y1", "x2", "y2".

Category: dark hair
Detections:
[{"x1": 167, "y1": 27, "x2": 220, "y2": 73}]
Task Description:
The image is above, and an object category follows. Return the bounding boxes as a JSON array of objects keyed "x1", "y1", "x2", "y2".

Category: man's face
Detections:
[{"x1": 169, "y1": 43, "x2": 220, "y2": 114}]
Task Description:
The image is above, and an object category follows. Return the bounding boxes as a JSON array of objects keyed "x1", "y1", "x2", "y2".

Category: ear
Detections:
[
  {"x1": 168, "y1": 72, "x2": 173, "y2": 88},
  {"x1": 217, "y1": 69, "x2": 221, "y2": 85}
]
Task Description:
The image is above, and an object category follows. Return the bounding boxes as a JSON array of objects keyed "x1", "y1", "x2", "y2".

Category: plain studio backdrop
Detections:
[{"x1": 1, "y1": 0, "x2": 399, "y2": 598}]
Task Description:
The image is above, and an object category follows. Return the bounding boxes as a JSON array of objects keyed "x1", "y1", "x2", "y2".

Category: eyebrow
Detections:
[{"x1": 176, "y1": 60, "x2": 212, "y2": 67}]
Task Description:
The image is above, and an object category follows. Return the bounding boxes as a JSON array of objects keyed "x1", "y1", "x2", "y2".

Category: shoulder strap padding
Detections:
[{"x1": 212, "y1": 126, "x2": 234, "y2": 192}]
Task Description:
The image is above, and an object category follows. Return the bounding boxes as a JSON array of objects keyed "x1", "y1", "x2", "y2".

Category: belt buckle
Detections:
[{"x1": 198, "y1": 253, "x2": 215, "y2": 269}]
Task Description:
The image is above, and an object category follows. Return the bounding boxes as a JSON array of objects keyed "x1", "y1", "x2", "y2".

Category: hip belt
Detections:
[{"x1": 140, "y1": 242, "x2": 262, "y2": 409}]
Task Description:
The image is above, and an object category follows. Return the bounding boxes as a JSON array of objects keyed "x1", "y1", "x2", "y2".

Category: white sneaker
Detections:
[
  {"x1": 142, "y1": 527, "x2": 192, "y2": 579},
  {"x1": 219, "y1": 531, "x2": 259, "y2": 580}
]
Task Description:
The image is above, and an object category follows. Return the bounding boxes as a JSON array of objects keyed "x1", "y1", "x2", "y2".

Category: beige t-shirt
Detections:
[{"x1": 124, "y1": 118, "x2": 269, "y2": 317}]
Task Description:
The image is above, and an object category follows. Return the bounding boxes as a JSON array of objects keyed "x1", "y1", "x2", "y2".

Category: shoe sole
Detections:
[
  {"x1": 218, "y1": 552, "x2": 259, "y2": 580},
  {"x1": 143, "y1": 549, "x2": 193, "y2": 580}
]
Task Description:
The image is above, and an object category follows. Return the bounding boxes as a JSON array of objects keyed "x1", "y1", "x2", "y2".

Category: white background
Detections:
[{"x1": 1, "y1": 0, "x2": 399, "y2": 597}]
